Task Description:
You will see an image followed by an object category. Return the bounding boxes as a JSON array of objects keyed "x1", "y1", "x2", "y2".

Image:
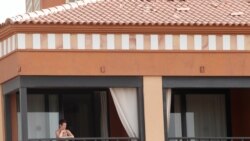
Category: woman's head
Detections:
[{"x1": 59, "y1": 119, "x2": 67, "y2": 129}]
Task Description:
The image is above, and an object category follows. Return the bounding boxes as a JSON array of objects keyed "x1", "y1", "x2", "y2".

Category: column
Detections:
[{"x1": 143, "y1": 76, "x2": 165, "y2": 141}]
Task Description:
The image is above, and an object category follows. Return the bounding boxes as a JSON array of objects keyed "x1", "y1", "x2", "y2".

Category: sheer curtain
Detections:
[
  {"x1": 169, "y1": 94, "x2": 227, "y2": 138},
  {"x1": 186, "y1": 94, "x2": 227, "y2": 137},
  {"x1": 166, "y1": 89, "x2": 172, "y2": 131},
  {"x1": 109, "y1": 88, "x2": 139, "y2": 138}
]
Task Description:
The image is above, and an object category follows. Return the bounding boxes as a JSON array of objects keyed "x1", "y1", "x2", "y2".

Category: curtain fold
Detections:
[
  {"x1": 166, "y1": 89, "x2": 172, "y2": 132},
  {"x1": 109, "y1": 88, "x2": 139, "y2": 138},
  {"x1": 186, "y1": 94, "x2": 227, "y2": 137}
]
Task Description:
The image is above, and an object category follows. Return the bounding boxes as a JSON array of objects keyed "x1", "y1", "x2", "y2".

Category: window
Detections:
[
  {"x1": 27, "y1": 94, "x2": 59, "y2": 139},
  {"x1": 165, "y1": 89, "x2": 230, "y2": 138},
  {"x1": 26, "y1": 90, "x2": 105, "y2": 139}
]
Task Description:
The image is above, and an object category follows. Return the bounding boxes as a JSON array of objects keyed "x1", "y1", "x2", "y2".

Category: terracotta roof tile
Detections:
[{"x1": 2, "y1": 0, "x2": 250, "y2": 27}]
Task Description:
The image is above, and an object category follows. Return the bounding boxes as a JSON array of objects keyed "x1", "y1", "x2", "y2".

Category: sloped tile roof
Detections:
[{"x1": 2, "y1": 0, "x2": 250, "y2": 26}]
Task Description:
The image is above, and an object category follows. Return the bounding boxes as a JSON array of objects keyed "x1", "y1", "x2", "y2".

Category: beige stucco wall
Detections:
[
  {"x1": 143, "y1": 76, "x2": 165, "y2": 141},
  {"x1": 0, "y1": 85, "x2": 5, "y2": 141}
]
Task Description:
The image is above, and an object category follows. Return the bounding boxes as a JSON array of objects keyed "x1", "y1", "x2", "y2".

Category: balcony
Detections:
[
  {"x1": 168, "y1": 137, "x2": 250, "y2": 141},
  {"x1": 3, "y1": 76, "x2": 144, "y2": 141},
  {"x1": 28, "y1": 137, "x2": 139, "y2": 141}
]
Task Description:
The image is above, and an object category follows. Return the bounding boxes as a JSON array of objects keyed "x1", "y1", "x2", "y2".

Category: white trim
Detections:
[
  {"x1": 3, "y1": 40, "x2": 7, "y2": 55},
  {"x1": 165, "y1": 35, "x2": 173, "y2": 50},
  {"x1": 77, "y1": 34, "x2": 85, "y2": 49},
  {"x1": 223, "y1": 35, "x2": 230, "y2": 50},
  {"x1": 237, "y1": 35, "x2": 245, "y2": 50},
  {"x1": 63, "y1": 34, "x2": 71, "y2": 49},
  {"x1": 180, "y1": 34, "x2": 187, "y2": 50},
  {"x1": 12, "y1": 35, "x2": 16, "y2": 51},
  {"x1": 2, "y1": 33, "x2": 248, "y2": 52},
  {"x1": 107, "y1": 34, "x2": 115, "y2": 50},
  {"x1": 33, "y1": 34, "x2": 41, "y2": 49},
  {"x1": 150, "y1": 34, "x2": 158, "y2": 50},
  {"x1": 0, "y1": 42, "x2": 2, "y2": 57},
  {"x1": 122, "y1": 34, "x2": 129, "y2": 50},
  {"x1": 92, "y1": 34, "x2": 100, "y2": 49},
  {"x1": 136, "y1": 34, "x2": 144, "y2": 50},
  {"x1": 48, "y1": 34, "x2": 56, "y2": 49},
  {"x1": 17, "y1": 34, "x2": 26, "y2": 49},
  {"x1": 7, "y1": 37, "x2": 11, "y2": 53},
  {"x1": 208, "y1": 35, "x2": 216, "y2": 50},
  {"x1": 194, "y1": 35, "x2": 202, "y2": 50}
]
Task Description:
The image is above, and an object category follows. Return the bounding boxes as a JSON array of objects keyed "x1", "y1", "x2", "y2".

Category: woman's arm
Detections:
[
  {"x1": 66, "y1": 130, "x2": 74, "y2": 138},
  {"x1": 56, "y1": 130, "x2": 67, "y2": 138}
]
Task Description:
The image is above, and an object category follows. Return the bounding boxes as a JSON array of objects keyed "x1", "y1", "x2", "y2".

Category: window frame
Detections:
[{"x1": 163, "y1": 88, "x2": 232, "y2": 140}]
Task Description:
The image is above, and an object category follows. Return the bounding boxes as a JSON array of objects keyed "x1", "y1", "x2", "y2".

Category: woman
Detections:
[{"x1": 56, "y1": 119, "x2": 74, "y2": 138}]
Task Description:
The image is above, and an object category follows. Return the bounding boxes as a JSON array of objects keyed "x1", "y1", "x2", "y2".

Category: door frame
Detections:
[
  {"x1": 162, "y1": 76, "x2": 250, "y2": 141},
  {"x1": 168, "y1": 88, "x2": 232, "y2": 137}
]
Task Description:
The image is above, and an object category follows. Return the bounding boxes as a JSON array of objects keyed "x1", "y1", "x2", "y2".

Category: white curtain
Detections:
[
  {"x1": 166, "y1": 89, "x2": 172, "y2": 131},
  {"x1": 109, "y1": 88, "x2": 139, "y2": 137},
  {"x1": 166, "y1": 89, "x2": 183, "y2": 138},
  {"x1": 186, "y1": 94, "x2": 227, "y2": 137}
]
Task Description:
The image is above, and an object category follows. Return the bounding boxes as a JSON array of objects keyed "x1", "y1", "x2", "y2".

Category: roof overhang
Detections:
[{"x1": 1, "y1": 24, "x2": 250, "y2": 40}]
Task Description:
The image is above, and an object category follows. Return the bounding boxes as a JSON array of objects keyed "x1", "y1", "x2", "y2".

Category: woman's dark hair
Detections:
[{"x1": 59, "y1": 119, "x2": 67, "y2": 125}]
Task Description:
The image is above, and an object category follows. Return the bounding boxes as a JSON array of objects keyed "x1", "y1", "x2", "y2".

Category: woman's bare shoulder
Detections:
[{"x1": 66, "y1": 129, "x2": 72, "y2": 132}]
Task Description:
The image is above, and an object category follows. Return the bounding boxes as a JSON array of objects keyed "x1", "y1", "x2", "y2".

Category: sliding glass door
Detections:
[
  {"x1": 62, "y1": 92, "x2": 104, "y2": 137},
  {"x1": 27, "y1": 94, "x2": 59, "y2": 139},
  {"x1": 26, "y1": 89, "x2": 108, "y2": 139},
  {"x1": 168, "y1": 89, "x2": 229, "y2": 138}
]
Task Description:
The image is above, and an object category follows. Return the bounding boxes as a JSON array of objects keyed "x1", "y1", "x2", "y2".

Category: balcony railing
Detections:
[
  {"x1": 28, "y1": 137, "x2": 140, "y2": 141},
  {"x1": 168, "y1": 137, "x2": 250, "y2": 141}
]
